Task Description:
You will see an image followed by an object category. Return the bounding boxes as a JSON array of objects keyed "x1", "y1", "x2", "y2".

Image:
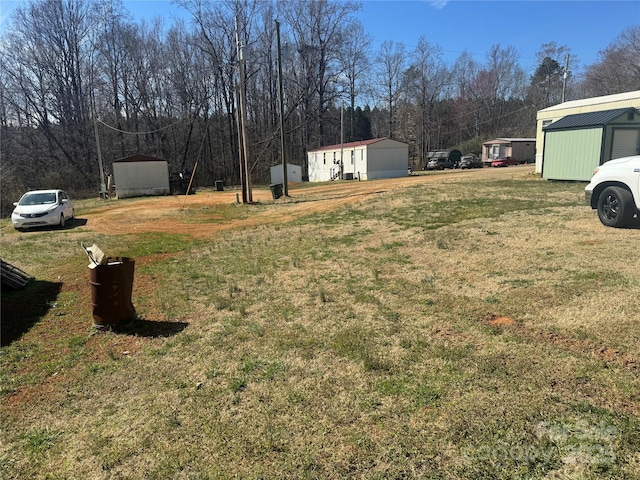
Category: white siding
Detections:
[
  {"x1": 307, "y1": 139, "x2": 408, "y2": 182},
  {"x1": 113, "y1": 161, "x2": 170, "y2": 198},
  {"x1": 307, "y1": 151, "x2": 332, "y2": 182},
  {"x1": 270, "y1": 164, "x2": 303, "y2": 184},
  {"x1": 364, "y1": 140, "x2": 409, "y2": 180}
]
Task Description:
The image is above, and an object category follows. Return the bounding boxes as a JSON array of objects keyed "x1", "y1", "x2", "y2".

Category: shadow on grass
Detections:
[
  {"x1": 103, "y1": 318, "x2": 189, "y2": 338},
  {"x1": 1, "y1": 280, "x2": 62, "y2": 346},
  {"x1": 72, "y1": 218, "x2": 88, "y2": 227},
  {"x1": 13, "y1": 218, "x2": 87, "y2": 233}
]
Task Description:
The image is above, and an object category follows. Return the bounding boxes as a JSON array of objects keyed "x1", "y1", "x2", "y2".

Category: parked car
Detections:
[
  {"x1": 585, "y1": 155, "x2": 640, "y2": 228},
  {"x1": 425, "y1": 149, "x2": 462, "y2": 170},
  {"x1": 11, "y1": 189, "x2": 75, "y2": 230},
  {"x1": 491, "y1": 156, "x2": 519, "y2": 167},
  {"x1": 459, "y1": 154, "x2": 483, "y2": 169},
  {"x1": 426, "y1": 158, "x2": 454, "y2": 170}
]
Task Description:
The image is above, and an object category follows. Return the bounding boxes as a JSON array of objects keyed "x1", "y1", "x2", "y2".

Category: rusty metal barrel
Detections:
[{"x1": 89, "y1": 257, "x2": 136, "y2": 329}]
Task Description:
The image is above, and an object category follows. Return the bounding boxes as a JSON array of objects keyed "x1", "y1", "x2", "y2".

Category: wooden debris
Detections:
[{"x1": 1, "y1": 258, "x2": 33, "y2": 289}]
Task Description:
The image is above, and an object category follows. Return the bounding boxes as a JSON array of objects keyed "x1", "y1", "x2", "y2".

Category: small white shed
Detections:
[
  {"x1": 112, "y1": 155, "x2": 170, "y2": 199},
  {"x1": 307, "y1": 138, "x2": 409, "y2": 182},
  {"x1": 270, "y1": 163, "x2": 302, "y2": 185}
]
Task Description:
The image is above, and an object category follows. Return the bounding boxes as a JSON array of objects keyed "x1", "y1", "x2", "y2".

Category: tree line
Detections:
[{"x1": 1, "y1": 0, "x2": 638, "y2": 214}]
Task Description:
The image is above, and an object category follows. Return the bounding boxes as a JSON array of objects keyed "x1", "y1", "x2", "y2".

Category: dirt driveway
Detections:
[{"x1": 86, "y1": 166, "x2": 535, "y2": 238}]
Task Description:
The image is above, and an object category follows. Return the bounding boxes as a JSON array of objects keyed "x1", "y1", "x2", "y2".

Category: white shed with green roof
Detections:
[{"x1": 541, "y1": 107, "x2": 640, "y2": 181}]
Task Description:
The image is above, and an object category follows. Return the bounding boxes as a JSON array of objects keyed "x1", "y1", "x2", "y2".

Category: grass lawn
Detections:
[{"x1": 2, "y1": 168, "x2": 640, "y2": 479}]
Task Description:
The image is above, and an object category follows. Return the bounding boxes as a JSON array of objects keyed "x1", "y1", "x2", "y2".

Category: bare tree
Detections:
[
  {"x1": 279, "y1": 0, "x2": 360, "y2": 147},
  {"x1": 375, "y1": 40, "x2": 406, "y2": 139},
  {"x1": 404, "y1": 37, "x2": 450, "y2": 163},
  {"x1": 338, "y1": 21, "x2": 370, "y2": 141},
  {"x1": 1, "y1": 0, "x2": 96, "y2": 188},
  {"x1": 91, "y1": 0, "x2": 135, "y2": 158},
  {"x1": 582, "y1": 26, "x2": 640, "y2": 97},
  {"x1": 477, "y1": 44, "x2": 526, "y2": 135}
]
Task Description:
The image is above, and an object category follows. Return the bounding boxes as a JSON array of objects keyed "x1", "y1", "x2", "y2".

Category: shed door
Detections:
[{"x1": 611, "y1": 128, "x2": 640, "y2": 159}]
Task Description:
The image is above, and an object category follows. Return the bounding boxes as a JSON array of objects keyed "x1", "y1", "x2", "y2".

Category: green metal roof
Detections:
[{"x1": 543, "y1": 108, "x2": 638, "y2": 131}]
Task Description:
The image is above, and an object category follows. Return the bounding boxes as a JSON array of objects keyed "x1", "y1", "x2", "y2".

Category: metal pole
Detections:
[{"x1": 276, "y1": 20, "x2": 289, "y2": 197}]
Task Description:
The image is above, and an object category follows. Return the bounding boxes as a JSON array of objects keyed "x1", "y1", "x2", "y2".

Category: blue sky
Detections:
[
  {"x1": 358, "y1": 1, "x2": 639, "y2": 72},
  {"x1": 1, "y1": 0, "x2": 638, "y2": 74}
]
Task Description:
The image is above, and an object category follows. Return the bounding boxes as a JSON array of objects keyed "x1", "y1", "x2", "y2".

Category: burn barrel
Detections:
[{"x1": 89, "y1": 257, "x2": 136, "y2": 329}]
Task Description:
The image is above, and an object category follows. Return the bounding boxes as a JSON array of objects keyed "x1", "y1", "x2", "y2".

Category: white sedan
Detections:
[{"x1": 11, "y1": 189, "x2": 75, "y2": 230}]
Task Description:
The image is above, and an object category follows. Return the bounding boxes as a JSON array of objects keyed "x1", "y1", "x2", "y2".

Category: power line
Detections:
[{"x1": 96, "y1": 116, "x2": 185, "y2": 135}]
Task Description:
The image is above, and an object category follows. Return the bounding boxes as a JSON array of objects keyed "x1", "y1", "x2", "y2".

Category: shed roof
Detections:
[
  {"x1": 308, "y1": 137, "x2": 407, "y2": 153},
  {"x1": 114, "y1": 154, "x2": 166, "y2": 163},
  {"x1": 543, "y1": 108, "x2": 638, "y2": 131}
]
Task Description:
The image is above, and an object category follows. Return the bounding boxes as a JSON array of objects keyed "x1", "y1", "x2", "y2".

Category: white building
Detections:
[
  {"x1": 112, "y1": 155, "x2": 170, "y2": 199},
  {"x1": 270, "y1": 163, "x2": 302, "y2": 185},
  {"x1": 307, "y1": 138, "x2": 409, "y2": 182},
  {"x1": 535, "y1": 90, "x2": 640, "y2": 174}
]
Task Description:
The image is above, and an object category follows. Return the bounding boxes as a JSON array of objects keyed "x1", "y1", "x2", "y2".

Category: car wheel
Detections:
[
  {"x1": 597, "y1": 186, "x2": 635, "y2": 228},
  {"x1": 59, "y1": 213, "x2": 66, "y2": 229}
]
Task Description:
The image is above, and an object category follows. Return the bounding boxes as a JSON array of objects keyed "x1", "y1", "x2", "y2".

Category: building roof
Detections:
[
  {"x1": 539, "y1": 90, "x2": 640, "y2": 114},
  {"x1": 483, "y1": 138, "x2": 535, "y2": 145},
  {"x1": 114, "y1": 154, "x2": 166, "y2": 163},
  {"x1": 543, "y1": 108, "x2": 638, "y2": 131},
  {"x1": 308, "y1": 137, "x2": 407, "y2": 153}
]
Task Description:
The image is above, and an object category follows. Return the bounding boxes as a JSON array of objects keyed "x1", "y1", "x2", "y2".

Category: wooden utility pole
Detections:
[
  {"x1": 234, "y1": 83, "x2": 247, "y2": 203},
  {"x1": 340, "y1": 104, "x2": 344, "y2": 180},
  {"x1": 235, "y1": 17, "x2": 252, "y2": 203},
  {"x1": 91, "y1": 94, "x2": 108, "y2": 200},
  {"x1": 561, "y1": 54, "x2": 570, "y2": 103},
  {"x1": 275, "y1": 20, "x2": 288, "y2": 197}
]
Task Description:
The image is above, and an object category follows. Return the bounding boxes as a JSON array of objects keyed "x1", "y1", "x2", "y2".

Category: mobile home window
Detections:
[
  {"x1": 323, "y1": 153, "x2": 326, "y2": 165},
  {"x1": 351, "y1": 150, "x2": 354, "y2": 164}
]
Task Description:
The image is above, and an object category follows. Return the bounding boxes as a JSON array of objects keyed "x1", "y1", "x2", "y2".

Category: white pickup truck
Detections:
[{"x1": 585, "y1": 155, "x2": 640, "y2": 228}]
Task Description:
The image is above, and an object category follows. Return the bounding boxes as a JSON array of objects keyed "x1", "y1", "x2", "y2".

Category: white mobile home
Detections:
[
  {"x1": 307, "y1": 138, "x2": 409, "y2": 182},
  {"x1": 112, "y1": 155, "x2": 170, "y2": 199}
]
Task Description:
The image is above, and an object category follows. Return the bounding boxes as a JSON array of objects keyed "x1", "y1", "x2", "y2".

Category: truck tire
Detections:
[{"x1": 596, "y1": 186, "x2": 635, "y2": 228}]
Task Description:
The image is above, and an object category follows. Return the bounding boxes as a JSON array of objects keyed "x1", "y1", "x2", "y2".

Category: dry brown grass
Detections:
[{"x1": 2, "y1": 166, "x2": 640, "y2": 479}]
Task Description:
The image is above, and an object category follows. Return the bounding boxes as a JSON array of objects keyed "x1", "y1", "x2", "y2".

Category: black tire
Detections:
[
  {"x1": 59, "y1": 213, "x2": 66, "y2": 229},
  {"x1": 597, "y1": 186, "x2": 635, "y2": 228}
]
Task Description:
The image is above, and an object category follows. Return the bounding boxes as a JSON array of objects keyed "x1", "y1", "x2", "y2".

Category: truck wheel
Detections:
[{"x1": 597, "y1": 186, "x2": 635, "y2": 228}]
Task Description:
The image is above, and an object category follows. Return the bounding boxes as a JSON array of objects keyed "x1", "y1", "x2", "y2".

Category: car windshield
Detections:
[{"x1": 19, "y1": 192, "x2": 57, "y2": 205}]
